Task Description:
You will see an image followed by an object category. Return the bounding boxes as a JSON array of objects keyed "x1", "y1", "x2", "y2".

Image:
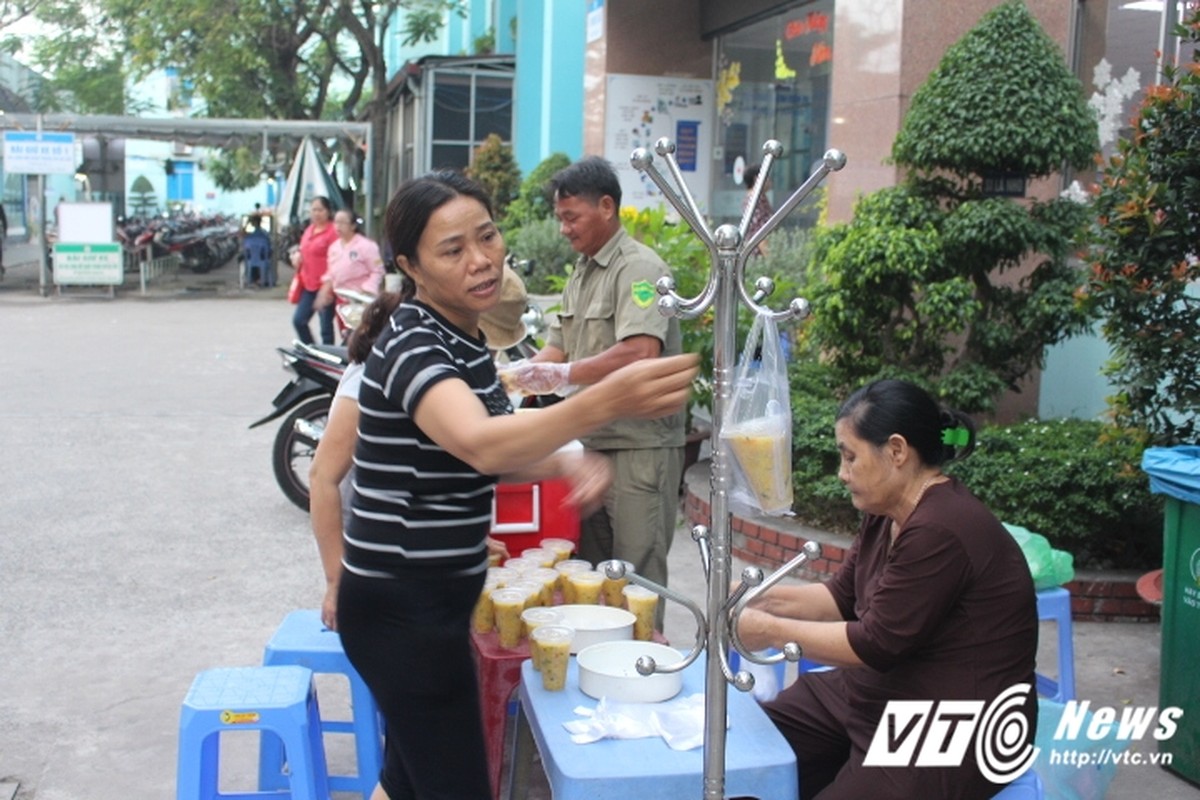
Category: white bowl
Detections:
[
  {"x1": 553, "y1": 604, "x2": 635, "y2": 654},
  {"x1": 576, "y1": 641, "x2": 685, "y2": 703}
]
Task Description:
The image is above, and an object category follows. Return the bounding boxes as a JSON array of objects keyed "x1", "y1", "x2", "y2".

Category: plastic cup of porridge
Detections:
[
  {"x1": 568, "y1": 570, "x2": 605, "y2": 605},
  {"x1": 599, "y1": 560, "x2": 634, "y2": 607},
  {"x1": 530, "y1": 625, "x2": 574, "y2": 690},
  {"x1": 530, "y1": 567, "x2": 560, "y2": 607},
  {"x1": 622, "y1": 584, "x2": 660, "y2": 641},
  {"x1": 555, "y1": 559, "x2": 592, "y2": 600},
  {"x1": 502, "y1": 557, "x2": 539, "y2": 576},
  {"x1": 521, "y1": 547, "x2": 558, "y2": 569},
  {"x1": 471, "y1": 581, "x2": 498, "y2": 634},
  {"x1": 487, "y1": 566, "x2": 517, "y2": 588},
  {"x1": 492, "y1": 588, "x2": 527, "y2": 649},
  {"x1": 520, "y1": 607, "x2": 564, "y2": 662},
  {"x1": 508, "y1": 579, "x2": 544, "y2": 609},
  {"x1": 539, "y1": 537, "x2": 576, "y2": 563}
]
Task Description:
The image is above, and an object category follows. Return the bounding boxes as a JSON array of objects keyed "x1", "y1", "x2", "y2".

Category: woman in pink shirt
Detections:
[
  {"x1": 291, "y1": 196, "x2": 340, "y2": 344},
  {"x1": 316, "y1": 209, "x2": 385, "y2": 308}
]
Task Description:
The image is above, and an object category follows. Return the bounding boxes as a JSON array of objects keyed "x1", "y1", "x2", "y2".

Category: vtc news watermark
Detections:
[{"x1": 863, "y1": 683, "x2": 1182, "y2": 783}]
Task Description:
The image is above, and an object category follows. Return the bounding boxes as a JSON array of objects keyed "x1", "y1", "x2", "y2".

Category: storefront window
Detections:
[
  {"x1": 713, "y1": 0, "x2": 834, "y2": 228},
  {"x1": 428, "y1": 68, "x2": 514, "y2": 173}
]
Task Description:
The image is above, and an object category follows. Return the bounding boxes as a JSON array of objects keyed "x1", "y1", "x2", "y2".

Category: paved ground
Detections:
[{"x1": 0, "y1": 241, "x2": 1195, "y2": 799}]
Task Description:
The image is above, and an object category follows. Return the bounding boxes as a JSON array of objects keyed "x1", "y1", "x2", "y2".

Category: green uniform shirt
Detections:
[{"x1": 546, "y1": 227, "x2": 685, "y2": 450}]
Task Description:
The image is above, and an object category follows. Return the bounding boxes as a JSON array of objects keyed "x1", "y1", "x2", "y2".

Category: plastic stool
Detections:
[
  {"x1": 259, "y1": 609, "x2": 383, "y2": 799},
  {"x1": 1035, "y1": 588, "x2": 1076, "y2": 703},
  {"x1": 177, "y1": 665, "x2": 330, "y2": 800},
  {"x1": 993, "y1": 769, "x2": 1044, "y2": 799}
]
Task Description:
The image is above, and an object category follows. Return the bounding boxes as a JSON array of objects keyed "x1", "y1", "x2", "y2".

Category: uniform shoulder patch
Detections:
[{"x1": 631, "y1": 279, "x2": 656, "y2": 309}]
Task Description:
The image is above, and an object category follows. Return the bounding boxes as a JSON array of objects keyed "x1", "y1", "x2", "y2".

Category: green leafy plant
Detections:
[
  {"x1": 803, "y1": 0, "x2": 1099, "y2": 413},
  {"x1": 465, "y1": 133, "x2": 521, "y2": 220},
  {"x1": 506, "y1": 217, "x2": 576, "y2": 294},
  {"x1": 1083, "y1": 8, "x2": 1200, "y2": 445},
  {"x1": 502, "y1": 152, "x2": 572, "y2": 229}
]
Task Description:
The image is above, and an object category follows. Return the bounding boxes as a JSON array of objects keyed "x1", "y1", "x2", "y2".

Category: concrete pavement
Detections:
[{"x1": 0, "y1": 255, "x2": 1195, "y2": 799}]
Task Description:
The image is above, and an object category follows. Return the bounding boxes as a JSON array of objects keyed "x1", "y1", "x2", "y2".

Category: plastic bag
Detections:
[
  {"x1": 1034, "y1": 698, "x2": 1130, "y2": 800},
  {"x1": 720, "y1": 313, "x2": 793, "y2": 515},
  {"x1": 562, "y1": 693, "x2": 722, "y2": 751},
  {"x1": 287, "y1": 274, "x2": 302, "y2": 304},
  {"x1": 1004, "y1": 523, "x2": 1075, "y2": 589}
]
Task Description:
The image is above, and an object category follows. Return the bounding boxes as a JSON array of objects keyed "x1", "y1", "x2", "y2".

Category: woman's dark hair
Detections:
[
  {"x1": 347, "y1": 291, "x2": 404, "y2": 363},
  {"x1": 310, "y1": 195, "x2": 333, "y2": 214},
  {"x1": 836, "y1": 379, "x2": 976, "y2": 466},
  {"x1": 383, "y1": 171, "x2": 494, "y2": 283},
  {"x1": 744, "y1": 163, "x2": 762, "y2": 187},
  {"x1": 545, "y1": 156, "x2": 622, "y2": 208}
]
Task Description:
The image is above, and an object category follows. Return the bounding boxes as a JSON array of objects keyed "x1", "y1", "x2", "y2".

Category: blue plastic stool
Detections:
[
  {"x1": 993, "y1": 768, "x2": 1044, "y2": 799},
  {"x1": 1035, "y1": 587, "x2": 1076, "y2": 703},
  {"x1": 177, "y1": 665, "x2": 330, "y2": 800},
  {"x1": 259, "y1": 609, "x2": 383, "y2": 800}
]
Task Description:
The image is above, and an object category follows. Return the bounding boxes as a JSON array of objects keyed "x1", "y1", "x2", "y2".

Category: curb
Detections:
[{"x1": 682, "y1": 460, "x2": 1161, "y2": 623}]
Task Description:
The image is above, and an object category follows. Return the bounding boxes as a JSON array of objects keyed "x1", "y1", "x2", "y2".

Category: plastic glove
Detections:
[{"x1": 497, "y1": 360, "x2": 573, "y2": 396}]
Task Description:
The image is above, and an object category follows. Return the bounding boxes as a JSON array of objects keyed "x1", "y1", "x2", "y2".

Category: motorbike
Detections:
[{"x1": 253, "y1": 278, "x2": 546, "y2": 511}]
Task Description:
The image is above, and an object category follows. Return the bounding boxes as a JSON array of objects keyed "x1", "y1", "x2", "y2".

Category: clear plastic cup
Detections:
[
  {"x1": 599, "y1": 560, "x2": 634, "y2": 607},
  {"x1": 471, "y1": 581, "x2": 498, "y2": 634},
  {"x1": 555, "y1": 559, "x2": 592, "y2": 600},
  {"x1": 521, "y1": 547, "x2": 558, "y2": 569},
  {"x1": 520, "y1": 607, "x2": 564, "y2": 659},
  {"x1": 491, "y1": 588, "x2": 527, "y2": 648},
  {"x1": 567, "y1": 570, "x2": 605, "y2": 605},
  {"x1": 539, "y1": 537, "x2": 576, "y2": 563},
  {"x1": 622, "y1": 584, "x2": 659, "y2": 641},
  {"x1": 530, "y1": 624, "x2": 574, "y2": 690},
  {"x1": 487, "y1": 566, "x2": 517, "y2": 588},
  {"x1": 503, "y1": 557, "x2": 539, "y2": 576},
  {"x1": 508, "y1": 579, "x2": 544, "y2": 609},
  {"x1": 529, "y1": 567, "x2": 560, "y2": 607}
]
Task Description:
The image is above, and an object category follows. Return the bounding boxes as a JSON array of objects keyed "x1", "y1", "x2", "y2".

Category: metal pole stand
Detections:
[{"x1": 598, "y1": 137, "x2": 845, "y2": 799}]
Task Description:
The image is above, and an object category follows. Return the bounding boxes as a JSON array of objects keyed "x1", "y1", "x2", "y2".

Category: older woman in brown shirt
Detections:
[{"x1": 737, "y1": 379, "x2": 1038, "y2": 800}]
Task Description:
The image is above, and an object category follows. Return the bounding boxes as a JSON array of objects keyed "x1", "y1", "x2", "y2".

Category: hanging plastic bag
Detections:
[{"x1": 720, "y1": 312, "x2": 793, "y2": 516}]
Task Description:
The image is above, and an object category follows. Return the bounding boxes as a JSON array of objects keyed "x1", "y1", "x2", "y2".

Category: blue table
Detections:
[{"x1": 507, "y1": 655, "x2": 798, "y2": 799}]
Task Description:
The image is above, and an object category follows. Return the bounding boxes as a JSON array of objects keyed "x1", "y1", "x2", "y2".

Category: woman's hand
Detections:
[
  {"x1": 486, "y1": 536, "x2": 510, "y2": 562},
  {"x1": 735, "y1": 606, "x2": 779, "y2": 652},
  {"x1": 321, "y1": 582, "x2": 339, "y2": 631},
  {"x1": 314, "y1": 282, "x2": 333, "y2": 309},
  {"x1": 559, "y1": 451, "x2": 613, "y2": 517}
]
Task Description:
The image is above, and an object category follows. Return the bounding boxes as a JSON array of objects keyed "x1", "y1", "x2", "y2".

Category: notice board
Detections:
[{"x1": 604, "y1": 74, "x2": 714, "y2": 213}]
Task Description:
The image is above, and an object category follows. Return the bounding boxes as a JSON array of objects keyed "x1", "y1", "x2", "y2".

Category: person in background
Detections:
[
  {"x1": 736, "y1": 379, "x2": 1037, "y2": 800},
  {"x1": 309, "y1": 261, "x2": 529, "y2": 631},
  {"x1": 291, "y1": 196, "x2": 339, "y2": 344},
  {"x1": 501, "y1": 155, "x2": 686, "y2": 597},
  {"x1": 242, "y1": 214, "x2": 273, "y2": 288},
  {"x1": 742, "y1": 162, "x2": 773, "y2": 256},
  {"x1": 335, "y1": 170, "x2": 697, "y2": 799},
  {"x1": 315, "y1": 208, "x2": 385, "y2": 310},
  {"x1": 0, "y1": 201, "x2": 8, "y2": 275}
]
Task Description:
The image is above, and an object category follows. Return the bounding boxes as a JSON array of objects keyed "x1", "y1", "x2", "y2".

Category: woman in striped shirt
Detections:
[{"x1": 336, "y1": 171, "x2": 698, "y2": 800}]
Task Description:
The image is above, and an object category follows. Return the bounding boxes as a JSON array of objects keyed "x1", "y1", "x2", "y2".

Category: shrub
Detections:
[
  {"x1": 466, "y1": 134, "x2": 521, "y2": 219},
  {"x1": 1083, "y1": 8, "x2": 1200, "y2": 445},
  {"x1": 946, "y1": 419, "x2": 1160, "y2": 569},
  {"x1": 506, "y1": 217, "x2": 576, "y2": 294},
  {"x1": 503, "y1": 152, "x2": 572, "y2": 229}
]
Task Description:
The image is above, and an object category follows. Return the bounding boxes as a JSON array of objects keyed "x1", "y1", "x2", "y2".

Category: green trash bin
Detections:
[{"x1": 1142, "y1": 446, "x2": 1200, "y2": 784}]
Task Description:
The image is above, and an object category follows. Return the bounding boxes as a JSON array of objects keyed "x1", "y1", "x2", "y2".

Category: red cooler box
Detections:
[{"x1": 490, "y1": 479, "x2": 581, "y2": 555}]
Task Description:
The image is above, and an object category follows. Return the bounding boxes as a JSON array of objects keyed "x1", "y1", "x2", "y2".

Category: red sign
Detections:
[{"x1": 785, "y1": 11, "x2": 829, "y2": 40}]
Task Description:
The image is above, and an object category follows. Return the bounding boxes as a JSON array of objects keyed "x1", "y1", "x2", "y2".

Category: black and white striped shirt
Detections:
[{"x1": 344, "y1": 301, "x2": 512, "y2": 578}]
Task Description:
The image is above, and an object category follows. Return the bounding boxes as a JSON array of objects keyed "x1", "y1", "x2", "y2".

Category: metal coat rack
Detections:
[{"x1": 601, "y1": 137, "x2": 845, "y2": 800}]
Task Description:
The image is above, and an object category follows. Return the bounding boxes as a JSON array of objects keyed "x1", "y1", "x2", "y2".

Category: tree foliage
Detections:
[
  {"x1": 464, "y1": 133, "x2": 521, "y2": 219},
  {"x1": 804, "y1": 0, "x2": 1098, "y2": 413},
  {"x1": 892, "y1": 0, "x2": 1097, "y2": 178},
  {"x1": 28, "y1": 0, "x2": 460, "y2": 211},
  {"x1": 1084, "y1": 9, "x2": 1200, "y2": 445}
]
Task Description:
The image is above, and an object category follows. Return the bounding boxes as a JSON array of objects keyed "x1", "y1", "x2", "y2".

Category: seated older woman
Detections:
[{"x1": 736, "y1": 379, "x2": 1037, "y2": 800}]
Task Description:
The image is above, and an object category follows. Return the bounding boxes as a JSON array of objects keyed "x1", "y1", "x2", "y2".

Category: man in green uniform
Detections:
[{"x1": 504, "y1": 156, "x2": 685, "y2": 595}]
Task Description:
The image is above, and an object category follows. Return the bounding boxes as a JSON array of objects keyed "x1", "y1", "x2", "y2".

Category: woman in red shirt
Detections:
[{"x1": 291, "y1": 196, "x2": 340, "y2": 344}]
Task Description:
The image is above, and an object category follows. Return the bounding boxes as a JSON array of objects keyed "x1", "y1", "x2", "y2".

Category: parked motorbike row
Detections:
[
  {"x1": 252, "y1": 282, "x2": 546, "y2": 510},
  {"x1": 115, "y1": 213, "x2": 242, "y2": 273}
]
